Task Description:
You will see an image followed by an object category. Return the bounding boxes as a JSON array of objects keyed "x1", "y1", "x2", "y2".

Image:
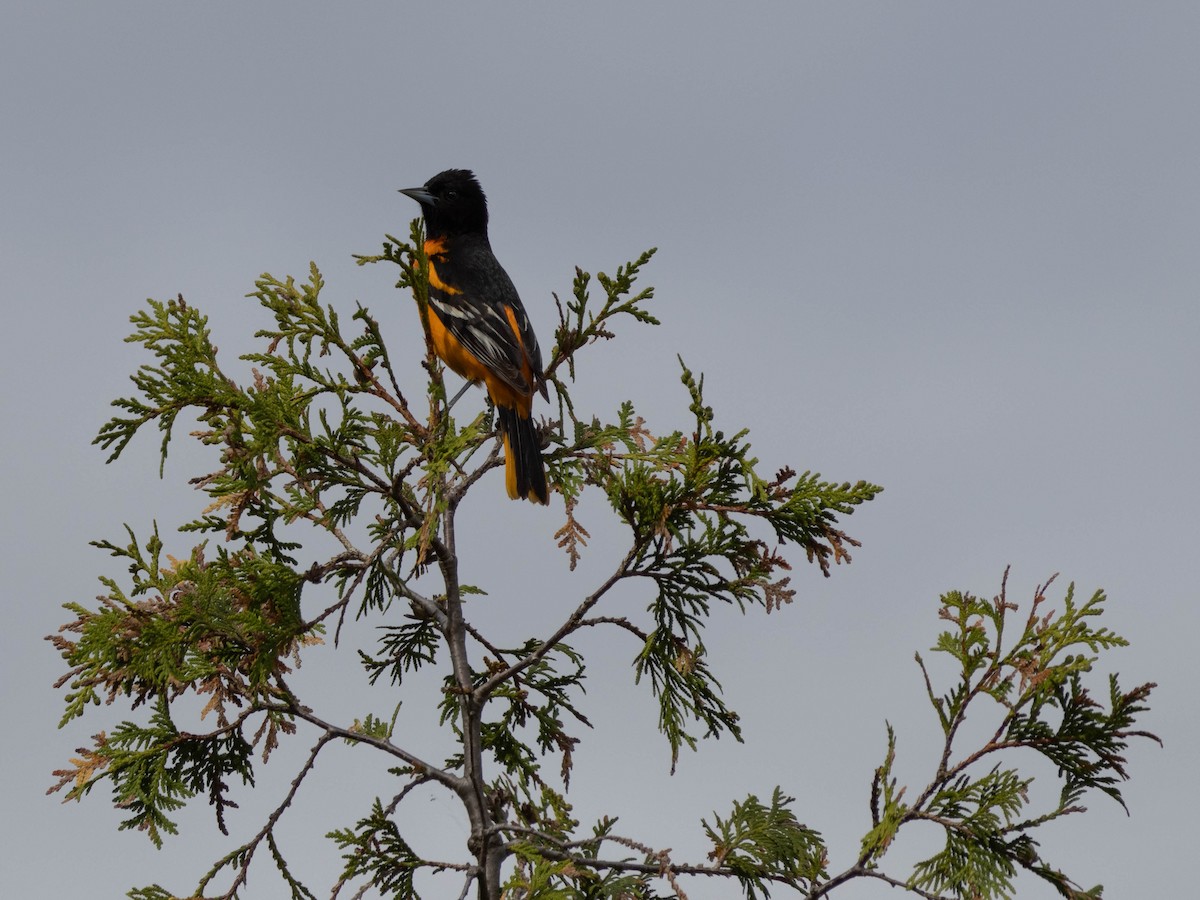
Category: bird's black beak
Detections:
[{"x1": 398, "y1": 186, "x2": 435, "y2": 206}]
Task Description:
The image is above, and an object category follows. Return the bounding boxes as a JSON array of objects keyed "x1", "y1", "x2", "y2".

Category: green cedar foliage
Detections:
[{"x1": 48, "y1": 224, "x2": 1154, "y2": 899}]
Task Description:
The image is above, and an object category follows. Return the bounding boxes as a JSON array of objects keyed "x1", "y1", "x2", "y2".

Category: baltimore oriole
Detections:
[{"x1": 399, "y1": 169, "x2": 549, "y2": 504}]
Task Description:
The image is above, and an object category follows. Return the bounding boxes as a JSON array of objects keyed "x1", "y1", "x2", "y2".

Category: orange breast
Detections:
[
  {"x1": 424, "y1": 306, "x2": 534, "y2": 415},
  {"x1": 426, "y1": 307, "x2": 489, "y2": 385}
]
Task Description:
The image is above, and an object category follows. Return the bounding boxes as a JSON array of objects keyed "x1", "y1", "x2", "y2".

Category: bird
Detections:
[{"x1": 399, "y1": 169, "x2": 549, "y2": 504}]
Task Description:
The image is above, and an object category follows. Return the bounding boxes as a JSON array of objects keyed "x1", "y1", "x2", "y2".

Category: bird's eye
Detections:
[{"x1": 445, "y1": 190, "x2": 458, "y2": 201}]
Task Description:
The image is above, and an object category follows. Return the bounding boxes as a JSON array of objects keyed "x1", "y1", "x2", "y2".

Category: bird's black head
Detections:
[{"x1": 399, "y1": 168, "x2": 489, "y2": 237}]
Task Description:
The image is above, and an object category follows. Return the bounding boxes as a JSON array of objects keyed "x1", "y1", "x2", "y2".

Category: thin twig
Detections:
[
  {"x1": 576, "y1": 615, "x2": 650, "y2": 642},
  {"x1": 455, "y1": 870, "x2": 478, "y2": 900},
  {"x1": 212, "y1": 731, "x2": 336, "y2": 899},
  {"x1": 858, "y1": 870, "x2": 953, "y2": 900},
  {"x1": 280, "y1": 704, "x2": 462, "y2": 793},
  {"x1": 474, "y1": 545, "x2": 639, "y2": 702}
]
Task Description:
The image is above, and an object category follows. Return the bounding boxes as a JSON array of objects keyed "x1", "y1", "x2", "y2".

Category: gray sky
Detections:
[{"x1": 4, "y1": 4, "x2": 1197, "y2": 897}]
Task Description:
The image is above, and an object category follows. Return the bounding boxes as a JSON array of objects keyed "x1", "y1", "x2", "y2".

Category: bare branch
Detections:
[{"x1": 473, "y1": 545, "x2": 640, "y2": 703}]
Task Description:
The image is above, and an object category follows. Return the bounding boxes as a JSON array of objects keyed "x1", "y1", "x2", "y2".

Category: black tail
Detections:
[{"x1": 498, "y1": 405, "x2": 548, "y2": 504}]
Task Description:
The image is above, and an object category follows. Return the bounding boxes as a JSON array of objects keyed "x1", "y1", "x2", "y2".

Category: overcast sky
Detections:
[{"x1": 4, "y1": 4, "x2": 1197, "y2": 898}]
